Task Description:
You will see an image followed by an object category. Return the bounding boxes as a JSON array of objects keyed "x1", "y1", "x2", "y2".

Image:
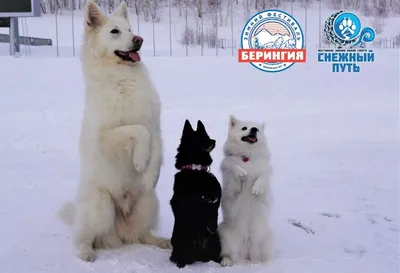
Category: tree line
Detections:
[{"x1": 39, "y1": 0, "x2": 400, "y2": 20}]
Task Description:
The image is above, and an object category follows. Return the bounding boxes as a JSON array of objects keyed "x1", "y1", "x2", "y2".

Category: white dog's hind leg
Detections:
[
  {"x1": 220, "y1": 257, "x2": 233, "y2": 267},
  {"x1": 74, "y1": 189, "x2": 115, "y2": 262},
  {"x1": 248, "y1": 211, "x2": 275, "y2": 262},
  {"x1": 218, "y1": 222, "x2": 240, "y2": 267},
  {"x1": 100, "y1": 125, "x2": 151, "y2": 173},
  {"x1": 260, "y1": 227, "x2": 275, "y2": 261},
  {"x1": 248, "y1": 229, "x2": 275, "y2": 262}
]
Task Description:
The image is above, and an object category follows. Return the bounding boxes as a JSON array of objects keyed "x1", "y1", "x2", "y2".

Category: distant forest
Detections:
[{"x1": 39, "y1": 0, "x2": 400, "y2": 21}]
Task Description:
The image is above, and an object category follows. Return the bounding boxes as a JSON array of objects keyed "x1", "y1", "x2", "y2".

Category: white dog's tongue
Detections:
[{"x1": 129, "y1": 51, "x2": 141, "y2": 62}]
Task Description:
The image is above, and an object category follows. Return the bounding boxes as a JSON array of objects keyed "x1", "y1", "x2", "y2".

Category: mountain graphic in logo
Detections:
[{"x1": 252, "y1": 23, "x2": 296, "y2": 49}]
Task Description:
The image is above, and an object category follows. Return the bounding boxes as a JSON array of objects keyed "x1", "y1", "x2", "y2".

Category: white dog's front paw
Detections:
[
  {"x1": 141, "y1": 173, "x2": 155, "y2": 192},
  {"x1": 234, "y1": 166, "x2": 247, "y2": 179},
  {"x1": 220, "y1": 257, "x2": 233, "y2": 267},
  {"x1": 156, "y1": 238, "x2": 172, "y2": 249},
  {"x1": 132, "y1": 143, "x2": 150, "y2": 173},
  {"x1": 78, "y1": 248, "x2": 96, "y2": 262},
  {"x1": 251, "y1": 184, "x2": 265, "y2": 196}
]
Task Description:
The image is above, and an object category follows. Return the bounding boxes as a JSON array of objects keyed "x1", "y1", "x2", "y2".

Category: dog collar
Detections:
[
  {"x1": 242, "y1": 156, "x2": 249, "y2": 162},
  {"x1": 180, "y1": 164, "x2": 210, "y2": 172}
]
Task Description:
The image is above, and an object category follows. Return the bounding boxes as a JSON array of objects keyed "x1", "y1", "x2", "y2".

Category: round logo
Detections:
[
  {"x1": 240, "y1": 9, "x2": 304, "y2": 73},
  {"x1": 333, "y1": 12, "x2": 361, "y2": 41},
  {"x1": 323, "y1": 10, "x2": 374, "y2": 48}
]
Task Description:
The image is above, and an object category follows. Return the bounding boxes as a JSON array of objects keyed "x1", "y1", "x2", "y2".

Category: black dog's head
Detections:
[{"x1": 175, "y1": 120, "x2": 216, "y2": 170}]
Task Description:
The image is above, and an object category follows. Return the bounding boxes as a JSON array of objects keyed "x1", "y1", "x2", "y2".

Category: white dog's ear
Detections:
[
  {"x1": 229, "y1": 115, "x2": 238, "y2": 128},
  {"x1": 114, "y1": 1, "x2": 129, "y2": 20},
  {"x1": 84, "y1": 0, "x2": 106, "y2": 29}
]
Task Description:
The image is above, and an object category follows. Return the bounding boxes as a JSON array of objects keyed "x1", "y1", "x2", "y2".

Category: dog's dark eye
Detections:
[
  {"x1": 241, "y1": 127, "x2": 247, "y2": 131},
  {"x1": 110, "y1": 29, "x2": 120, "y2": 34}
]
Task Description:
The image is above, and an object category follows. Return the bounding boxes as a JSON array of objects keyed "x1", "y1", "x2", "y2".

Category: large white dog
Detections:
[
  {"x1": 58, "y1": 0, "x2": 170, "y2": 262},
  {"x1": 218, "y1": 115, "x2": 274, "y2": 266}
]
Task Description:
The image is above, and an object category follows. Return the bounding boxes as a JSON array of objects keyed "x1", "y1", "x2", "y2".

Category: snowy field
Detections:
[
  {"x1": 0, "y1": 51, "x2": 399, "y2": 273},
  {"x1": 0, "y1": 3, "x2": 399, "y2": 273}
]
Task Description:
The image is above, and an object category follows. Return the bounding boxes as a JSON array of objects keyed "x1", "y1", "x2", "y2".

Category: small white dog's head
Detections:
[
  {"x1": 223, "y1": 115, "x2": 268, "y2": 157},
  {"x1": 83, "y1": 0, "x2": 142, "y2": 65}
]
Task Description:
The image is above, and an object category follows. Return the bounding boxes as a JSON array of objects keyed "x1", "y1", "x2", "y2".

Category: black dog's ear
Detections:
[
  {"x1": 197, "y1": 120, "x2": 207, "y2": 135},
  {"x1": 182, "y1": 119, "x2": 194, "y2": 137}
]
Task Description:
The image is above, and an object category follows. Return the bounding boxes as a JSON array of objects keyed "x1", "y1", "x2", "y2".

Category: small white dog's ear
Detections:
[
  {"x1": 229, "y1": 115, "x2": 238, "y2": 128},
  {"x1": 84, "y1": 0, "x2": 106, "y2": 29},
  {"x1": 114, "y1": 1, "x2": 129, "y2": 20}
]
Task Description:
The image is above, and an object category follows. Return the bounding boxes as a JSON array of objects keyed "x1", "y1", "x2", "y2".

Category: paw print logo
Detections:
[
  {"x1": 338, "y1": 17, "x2": 357, "y2": 40},
  {"x1": 333, "y1": 12, "x2": 361, "y2": 41},
  {"x1": 324, "y1": 10, "x2": 376, "y2": 48}
]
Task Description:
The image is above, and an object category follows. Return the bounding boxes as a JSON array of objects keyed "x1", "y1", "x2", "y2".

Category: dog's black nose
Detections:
[
  {"x1": 250, "y1": 127, "x2": 259, "y2": 133},
  {"x1": 132, "y1": 36, "x2": 143, "y2": 50}
]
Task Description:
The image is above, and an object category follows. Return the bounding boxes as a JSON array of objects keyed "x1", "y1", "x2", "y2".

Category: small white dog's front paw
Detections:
[
  {"x1": 220, "y1": 257, "x2": 233, "y2": 267},
  {"x1": 251, "y1": 184, "x2": 264, "y2": 196},
  {"x1": 132, "y1": 144, "x2": 150, "y2": 173},
  {"x1": 78, "y1": 248, "x2": 96, "y2": 262},
  {"x1": 234, "y1": 166, "x2": 247, "y2": 179}
]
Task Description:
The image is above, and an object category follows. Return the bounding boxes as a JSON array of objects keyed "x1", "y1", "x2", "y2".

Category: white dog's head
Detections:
[
  {"x1": 83, "y1": 0, "x2": 142, "y2": 65},
  {"x1": 223, "y1": 115, "x2": 269, "y2": 157}
]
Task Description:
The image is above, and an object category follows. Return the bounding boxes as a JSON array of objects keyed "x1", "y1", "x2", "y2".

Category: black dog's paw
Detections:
[
  {"x1": 213, "y1": 256, "x2": 223, "y2": 264},
  {"x1": 201, "y1": 195, "x2": 219, "y2": 204},
  {"x1": 207, "y1": 226, "x2": 217, "y2": 235},
  {"x1": 176, "y1": 261, "x2": 188, "y2": 268},
  {"x1": 171, "y1": 255, "x2": 193, "y2": 269}
]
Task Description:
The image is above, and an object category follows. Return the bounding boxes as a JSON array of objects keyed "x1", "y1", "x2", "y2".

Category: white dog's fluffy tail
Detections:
[{"x1": 58, "y1": 202, "x2": 76, "y2": 226}]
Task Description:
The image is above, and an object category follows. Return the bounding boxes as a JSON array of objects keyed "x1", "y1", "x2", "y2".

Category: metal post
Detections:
[
  {"x1": 14, "y1": 18, "x2": 20, "y2": 54},
  {"x1": 9, "y1": 19, "x2": 14, "y2": 55},
  {"x1": 245, "y1": 0, "x2": 249, "y2": 20},
  {"x1": 72, "y1": 8, "x2": 75, "y2": 57},
  {"x1": 55, "y1": 9, "x2": 59, "y2": 57},
  {"x1": 169, "y1": 0, "x2": 172, "y2": 56},
  {"x1": 216, "y1": 4, "x2": 218, "y2": 57},
  {"x1": 137, "y1": 11, "x2": 140, "y2": 34},
  {"x1": 9, "y1": 17, "x2": 20, "y2": 56},
  {"x1": 230, "y1": 0, "x2": 234, "y2": 56},
  {"x1": 201, "y1": 0, "x2": 204, "y2": 56},
  {"x1": 185, "y1": 0, "x2": 188, "y2": 57},
  {"x1": 152, "y1": 17, "x2": 155, "y2": 56},
  {"x1": 304, "y1": 0, "x2": 307, "y2": 48},
  {"x1": 318, "y1": 0, "x2": 321, "y2": 48},
  {"x1": 291, "y1": 0, "x2": 293, "y2": 15}
]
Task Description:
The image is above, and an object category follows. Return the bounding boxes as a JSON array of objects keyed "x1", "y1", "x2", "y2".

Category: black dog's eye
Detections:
[
  {"x1": 110, "y1": 29, "x2": 120, "y2": 34},
  {"x1": 241, "y1": 127, "x2": 247, "y2": 131}
]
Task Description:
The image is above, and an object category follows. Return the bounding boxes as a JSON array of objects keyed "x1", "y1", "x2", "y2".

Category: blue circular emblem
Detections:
[
  {"x1": 324, "y1": 10, "x2": 376, "y2": 48},
  {"x1": 333, "y1": 12, "x2": 361, "y2": 41},
  {"x1": 240, "y1": 9, "x2": 304, "y2": 73}
]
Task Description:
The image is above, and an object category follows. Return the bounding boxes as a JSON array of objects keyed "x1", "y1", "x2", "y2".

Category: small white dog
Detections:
[
  {"x1": 218, "y1": 115, "x2": 274, "y2": 266},
  {"x1": 58, "y1": 0, "x2": 170, "y2": 262}
]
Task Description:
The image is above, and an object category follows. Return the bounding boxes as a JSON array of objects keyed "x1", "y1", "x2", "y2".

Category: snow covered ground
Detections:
[{"x1": 0, "y1": 49, "x2": 398, "y2": 273}]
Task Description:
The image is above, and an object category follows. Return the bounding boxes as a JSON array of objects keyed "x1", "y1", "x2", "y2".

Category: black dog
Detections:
[{"x1": 170, "y1": 120, "x2": 222, "y2": 268}]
